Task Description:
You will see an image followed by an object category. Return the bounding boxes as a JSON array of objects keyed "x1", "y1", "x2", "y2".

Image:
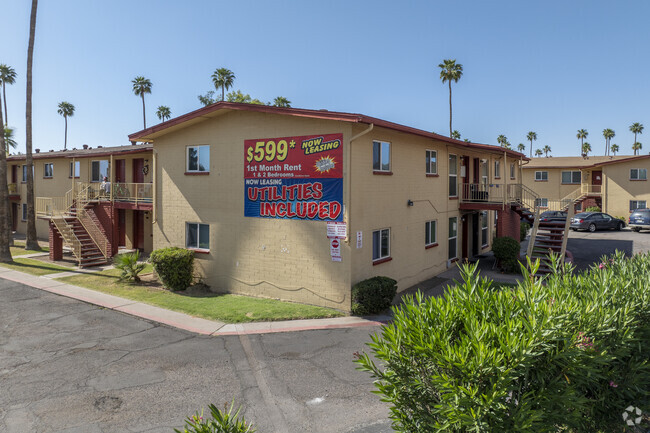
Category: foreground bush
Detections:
[
  {"x1": 356, "y1": 253, "x2": 650, "y2": 432},
  {"x1": 149, "y1": 247, "x2": 194, "y2": 291},
  {"x1": 114, "y1": 250, "x2": 146, "y2": 282},
  {"x1": 520, "y1": 221, "x2": 530, "y2": 241},
  {"x1": 492, "y1": 235, "x2": 520, "y2": 272},
  {"x1": 351, "y1": 276, "x2": 397, "y2": 316},
  {"x1": 175, "y1": 401, "x2": 255, "y2": 433}
]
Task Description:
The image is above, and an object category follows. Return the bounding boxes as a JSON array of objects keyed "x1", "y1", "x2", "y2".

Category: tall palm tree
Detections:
[
  {"x1": 497, "y1": 134, "x2": 507, "y2": 147},
  {"x1": 0, "y1": 69, "x2": 11, "y2": 260},
  {"x1": 438, "y1": 59, "x2": 463, "y2": 137},
  {"x1": 633, "y1": 142, "x2": 643, "y2": 155},
  {"x1": 582, "y1": 142, "x2": 592, "y2": 157},
  {"x1": 212, "y1": 68, "x2": 235, "y2": 101},
  {"x1": 535, "y1": 149, "x2": 543, "y2": 157},
  {"x1": 526, "y1": 131, "x2": 537, "y2": 158},
  {"x1": 132, "y1": 76, "x2": 152, "y2": 129},
  {"x1": 451, "y1": 130, "x2": 461, "y2": 140},
  {"x1": 156, "y1": 105, "x2": 171, "y2": 122},
  {"x1": 602, "y1": 128, "x2": 615, "y2": 156},
  {"x1": 273, "y1": 96, "x2": 291, "y2": 108},
  {"x1": 543, "y1": 145, "x2": 551, "y2": 157},
  {"x1": 630, "y1": 122, "x2": 644, "y2": 154},
  {"x1": 517, "y1": 143, "x2": 526, "y2": 152},
  {"x1": 24, "y1": 0, "x2": 39, "y2": 251},
  {"x1": 577, "y1": 129, "x2": 588, "y2": 156},
  {"x1": 3, "y1": 127, "x2": 17, "y2": 152},
  {"x1": 0, "y1": 64, "x2": 17, "y2": 125},
  {"x1": 57, "y1": 101, "x2": 75, "y2": 150},
  {"x1": 611, "y1": 144, "x2": 619, "y2": 155}
]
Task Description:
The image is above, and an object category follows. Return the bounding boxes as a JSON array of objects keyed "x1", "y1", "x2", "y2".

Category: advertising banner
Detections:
[{"x1": 244, "y1": 134, "x2": 343, "y2": 221}]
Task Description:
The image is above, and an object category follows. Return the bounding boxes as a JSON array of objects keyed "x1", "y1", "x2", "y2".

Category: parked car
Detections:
[
  {"x1": 628, "y1": 209, "x2": 650, "y2": 232},
  {"x1": 570, "y1": 212, "x2": 625, "y2": 232},
  {"x1": 539, "y1": 210, "x2": 567, "y2": 223}
]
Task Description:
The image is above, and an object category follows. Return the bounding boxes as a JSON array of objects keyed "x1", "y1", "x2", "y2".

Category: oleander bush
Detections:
[
  {"x1": 175, "y1": 401, "x2": 255, "y2": 433},
  {"x1": 351, "y1": 276, "x2": 397, "y2": 316},
  {"x1": 356, "y1": 252, "x2": 650, "y2": 433},
  {"x1": 492, "y1": 235, "x2": 521, "y2": 272},
  {"x1": 114, "y1": 250, "x2": 146, "y2": 282},
  {"x1": 149, "y1": 247, "x2": 194, "y2": 291},
  {"x1": 520, "y1": 221, "x2": 530, "y2": 241},
  {"x1": 585, "y1": 206, "x2": 601, "y2": 212}
]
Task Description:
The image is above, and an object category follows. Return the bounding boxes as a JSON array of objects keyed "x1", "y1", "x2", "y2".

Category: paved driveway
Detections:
[
  {"x1": 0, "y1": 279, "x2": 392, "y2": 433},
  {"x1": 567, "y1": 228, "x2": 650, "y2": 270}
]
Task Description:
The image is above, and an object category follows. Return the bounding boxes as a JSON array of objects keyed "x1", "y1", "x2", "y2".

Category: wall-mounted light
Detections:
[{"x1": 407, "y1": 200, "x2": 414, "y2": 207}]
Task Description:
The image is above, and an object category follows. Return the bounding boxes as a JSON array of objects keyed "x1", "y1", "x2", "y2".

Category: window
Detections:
[
  {"x1": 448, "y1": 217, "x2": 458, "y2": 260},
  {"x1": 630, "y1": 200, "x2": 647, "y2": 211},
  {"x1": 425, "y1": 150, "x2": 437, "y2": 175},
  {"x1": 186, "y1": 223, "x2": 210, "y2": 250},
  {"x1": 372, "y1": 228, "x2": 390, "y2": 261},
  {"x1": 43, "y1": 163, "x2": 53, "y2": 178},
  {"x1": 510, "y1": 163, "x2": 516, "y2": 179},
  {"x1": 535, "y1": 171, "x2": 548, "y2": 181},
  {"x1": 187, "y1": 145, "x2": 210, "y2": 173},
  {"x1": 21, "y1": 165, "x2": 33, "y2": 182},
  {"x1": 494, "y1": 160, "x2": 501, "y2": 178},
  {"x1": 481, "y1": 160, "x2": 488, "y2": 186},
  {"x1": 561, "y1": 171, "x2": 581, "y2": 184},
  {"x1": 21, "y1": 203, "x2": 27, "y2": 221},
  {"x1": 449, "y1": 154, "x2": 458, "y2": 197},
  {"x1": 91, "y1": 160, "x2": 110, "y2": 182},
  {"x1": 535, "y1": 198, "x2": 549, "y2": 208},
  {"x1": 630, "y1": 168, "x2": 647, "y2": 180},
  {"x1": 69, "y1": 161, "x2": 80, "y2": 178},
  {"x1": 373, "y1": 141, "x2": 390, "y2": 172},
  {"x1": 425, "y1": 220, "x2": 437, "y2": 247},
  {"x1": 481, "y1": 211, "x2": 488, "y2": 247}
]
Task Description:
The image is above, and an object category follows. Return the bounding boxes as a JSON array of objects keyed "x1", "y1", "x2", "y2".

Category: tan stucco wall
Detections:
[
  {"x1": 521, "y1": 167, "x2": 582, "y2": 202},
  {"x1": 604, "y1": 160, "x2": 650, "y2": 217}
]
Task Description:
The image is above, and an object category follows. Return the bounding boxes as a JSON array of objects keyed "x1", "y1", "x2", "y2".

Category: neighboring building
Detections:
[
  {"x1": 522, "y1": 155, "x2": 650, "y2": 217},
  {"x1": 126, "y1": 102, "x2": 529, "y2": 310}
]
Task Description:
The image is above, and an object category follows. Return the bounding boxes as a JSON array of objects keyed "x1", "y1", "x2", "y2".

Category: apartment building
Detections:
[{"x1": 522, "y1": 155, "x2": 650, "y2": 217}]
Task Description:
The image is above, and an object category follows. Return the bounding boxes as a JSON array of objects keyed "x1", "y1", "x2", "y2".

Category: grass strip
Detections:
[{"x1": 0, "y1": 258, "x2": 73, "y2": 276}]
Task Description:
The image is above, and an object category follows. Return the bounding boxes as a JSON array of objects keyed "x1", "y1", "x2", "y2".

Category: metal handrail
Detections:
[
  {"x1": 77, "y1": 207, "x2": 109, "y2": 259},
  {"x1": 51, "y1": 216, "x2": 82, "y2": 261},
  {"x1": 7, "y1": 183, "x2": 17, "y2": 194}
]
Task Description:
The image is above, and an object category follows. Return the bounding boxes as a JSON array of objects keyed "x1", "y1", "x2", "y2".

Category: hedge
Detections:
[
  {"x1": 150, "y1": 247, "x2": 195, "y2": 291},
  {"x1": 351, "y1": 276, "x2": 397, "y2": 316},
  {"x1": 492, "y1": 236, "x2": 520, "y2": 272},
  {"x1": 357, "y1": 252, "x2": 650, "y2": 432}
]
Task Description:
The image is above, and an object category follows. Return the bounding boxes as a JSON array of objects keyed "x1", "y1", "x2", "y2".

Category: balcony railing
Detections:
[
  {"x1": 581, "y1": 184, "x2": 602, "y2": 196},
  {"x1": 460, "y1": 183, "x2": 507, "y2": 204},
  {"x1": 8, "y1": 183, "x2": 18, "y2": 194},
  {"x1": 112, "y1": 183, "x2": 153, "y2": 205}
]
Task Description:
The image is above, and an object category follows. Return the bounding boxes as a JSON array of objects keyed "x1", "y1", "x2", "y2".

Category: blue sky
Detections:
[{"x1": 2, "y1": 0, "x2": 649, "y2": 157}]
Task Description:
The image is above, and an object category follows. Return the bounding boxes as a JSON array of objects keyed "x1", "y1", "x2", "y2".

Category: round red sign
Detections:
[{"x1": 331, "y1": 239, "x2": 339, "y2": 248}]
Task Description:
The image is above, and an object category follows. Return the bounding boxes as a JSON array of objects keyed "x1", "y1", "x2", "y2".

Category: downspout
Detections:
[
  {"x1": 152, "y1": 148, "x2": 158, "y2": 223},
  {"x1": 348, "y1": 123, "x2": 374, "y2": 243},
  {"x1": 109, "y1": 154, "x2": 114, "y2": 202},
  {"x1": 503, "y1": 151, "x2": 507, "y2": 209}
]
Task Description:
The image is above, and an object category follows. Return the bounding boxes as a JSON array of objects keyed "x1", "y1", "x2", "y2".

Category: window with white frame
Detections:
[
  {"x1": 535, "y1": 198, "x2": 549, "y2": 208},
  {"x1": 187, "y1": 145, "x2": 210, "y2": 173},
  {"x1": 425, "y1": 150, "x2": 437, "y2": 175},
  {"x1": 425, "y1": 220, "x2": 437, "y2": 246},
  {"x1": 494, "y1": 160, "x2": 501, "y2": 178},
  {"x1": 21, "y1": 203, "x2": 27, "y2": 221},
  {"x1": 481, "y1": 160, "x2": 488, "y2": 186},
  {"x1": 22, "y1": 165, "x2": 33, "y2": 182},
  {"x1": 43, "y1": 163, "x2": 53, "y2": 178},
  {"x1": 561, "y1": 171, "x2": 581, "y2": 184},
  {"x1": 372, "y1": 228, "x2": 390, "y2": 261},
  {"x1": 630, "y1": 168, "x2": 647, "y2": 180},
  {"x1": 186, "y1": 222, "x2": 210, "y2": 250},
  {"x1": 481, "y1": 211, "x2": 489, "y2": 247},
  {"x1": 69, "y1": 161, "x2": 80, "y2": 178},
  {"x1": 510, "y1": 163, "x2": 516, "y2": 179},
  {"x1": 630, "y1": 200, "x2": 647, "y2": 211},
  {"x1": 372, "y1": 141, "x2": 390, "y2": 172},
  {"x1": 448, "y1": 154, "x2": 458, "y2": 197},
  {"x1": 448, "y1": 217, "x2": 458, "y2": 260},
  {"x1": 91, "y1": 160, "x2": 110, "y2": 182},
  {"x1": 535, "y1": 171, "x2": 548, "y2": 181}
]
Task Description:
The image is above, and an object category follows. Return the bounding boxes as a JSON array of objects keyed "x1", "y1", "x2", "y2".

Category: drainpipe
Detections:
[
  {"x1": 347, "y1": 123, "x2": 374, "y2": 243},
  {"x1": 110, "y1": 154, "x2": 114, "y2": 202},
  {"x1": 503, "y1": 151, "x2": 507, "y2": 209},
  {"x1": 152, "y1": 148, "x2": 158, "y2": 223}
]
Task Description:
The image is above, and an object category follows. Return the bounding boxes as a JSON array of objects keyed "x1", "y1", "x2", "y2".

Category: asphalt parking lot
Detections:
[{"x1": 566, "y1": 227, "x2": 650, "y2": 270}]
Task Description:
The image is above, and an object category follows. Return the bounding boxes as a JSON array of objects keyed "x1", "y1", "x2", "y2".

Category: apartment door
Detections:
[
  {"x1": 132, "y1": 158, "x2": 144, "y2": 183},
  {"x1": 11, "y1": 165, "x2": 17, "y2": 183},
  {"x1": 472, "y1": 158, "x2": 480, "y2": 184},
  {"x1": 11, "y1": 203, "x2": 18, "y2": 231},
  {"x1": 115, "y1": 159, "x2": 126, "y2": 183},
  {"x1": 592, "y1": 170, "x2": 602, "y2": 194},
  {"x1": 472, "y1": 213, "x2": 479, "y2": 256},
  {"x1": 133, "y1": 210, "x2": 145, "y2": 251},
  {"x1": 461, "y1": 214, "x2": 469, "y2": 259},
  {"x1": 117, "y1": 209, "x2": 126, "y2": 247}
]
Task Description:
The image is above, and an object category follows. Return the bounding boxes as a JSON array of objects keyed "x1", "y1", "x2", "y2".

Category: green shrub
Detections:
[
  {"x1": 114, "y1": 251, "x2": 146, "y2": 282},
  {"x1": 492, "y1": 236, "x2": 520, "y2": 272},
  {"x1": 149, "y1": 247, "x2": 194, "y2": 291},
  {"x1": 356, "y1": 253, "x2": 650, "y2": 432},
  {"x1": 585, "y1": 205, "x2": 601, "y2": 212},
  {"x1": 175, "y1": 401, "x2": 255, "y2": 433},
  {"x1": 520, "y1": 221, "x2": 530, "y2": 241},
  {"x1": 351, "y1": 276, "x2": 397, "y2": 316}
]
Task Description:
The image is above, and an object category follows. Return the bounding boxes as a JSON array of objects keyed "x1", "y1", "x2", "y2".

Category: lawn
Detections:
[
  {"x1": 57, "y1": 267, "x2": 344, "y2": 323},
  {"x1": 0, "y1": 258, "x2": 72, "y2": 276},
  {"x1": 10, "y1": 240, "x2": 49, "y2": 256}
]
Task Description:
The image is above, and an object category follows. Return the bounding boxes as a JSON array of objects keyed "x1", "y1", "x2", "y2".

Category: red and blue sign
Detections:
[{"x1": 244, "y1": 133, "x2": 343, "y2": 221}]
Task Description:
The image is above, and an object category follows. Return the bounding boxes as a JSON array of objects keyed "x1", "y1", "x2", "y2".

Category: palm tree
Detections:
[
  {"x1": 611, "y1": 144, "x2": 619, "y2": 155},
  {"x1": 24, "y1": 0, "x2": 39, "y2": 252},
  {"x1": 577, "y1": 129, "x2": 588, "y2": 155},
  {"x1": 132, "y1": 76, "x2": 152, "y2": 129},
  {"x1": 630, "y1": 123, "x2": 644, "y2": 154},
  {"x1": 497, "y1": 134, "x2": 507, "y2": 147},
  {"x1": 602, "y1": 128, "x2": 615, "y2": 156},
  {"x1": 526, "y1": 131, "x2": 537, "y2": 158},
  {"x1": 633, "y1": 142, "x2": 643, "y2": 155},
  {"x1": 3, "y1": 127, "x2": 17, "y2": 152},
  {"x1": 543, "y1": 145, "x2": 551, "y2": 157},
  {"x1": 535, "y1": 149, "x2": 543, "y2": 157},
  {"x1": 451, "y1": 130, "x2": 461, "y2": 140},
  {"x1": 0, "y1": 70, "x2": 11, "y2": 260},
  {"x1": 582, "y1": 142, "x2": 592, "y2": 157},
  {"x1": 156, "y1": 105, "x2": 171, "y2": 122},
  {"x1": 273, "y1": 96, "x2": 291, "y2": 108},
  {"x1": 212, "y1": 68, "x2": 235, "y2": 101},
  {"x1": 517, "y1": 143, "x2": 526, "y2": 152},
  {"x1": 57, "y1": 102, "x2": 75, "y2": 150},
  {"x1": 438, "y1": 59, "x2": 463, "y2": 137},
  {"x1": 0, "y1": 64, "x2": 17, "y2": 125}
]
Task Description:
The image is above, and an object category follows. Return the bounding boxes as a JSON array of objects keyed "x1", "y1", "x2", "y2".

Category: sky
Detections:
[{"x1": 2, "y1": 0, "x2": 649, "y2": 157}]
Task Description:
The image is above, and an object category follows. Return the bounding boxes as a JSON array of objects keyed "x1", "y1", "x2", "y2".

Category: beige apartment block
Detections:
[
  {"x1": 522, "y1": 155, "x2": 650, "y2": 217},
  {"x1": 129, "y1": 102, "x2": 528, "y2": 311}
]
